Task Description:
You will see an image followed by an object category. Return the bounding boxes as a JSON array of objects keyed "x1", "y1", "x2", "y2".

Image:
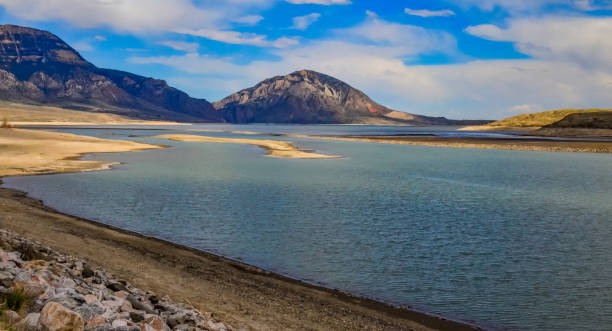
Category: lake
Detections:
[{"x1": 4, "y1": 125, "x2": 612, "y2": 330}]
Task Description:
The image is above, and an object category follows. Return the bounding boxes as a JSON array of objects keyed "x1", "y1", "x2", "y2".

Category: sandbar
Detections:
[
  {"x1": 0, "y1": 128, "x2": 163, "y2": 177},
  {"x1": 152, "y1": 134, "x2": 342, "y2": 159}
]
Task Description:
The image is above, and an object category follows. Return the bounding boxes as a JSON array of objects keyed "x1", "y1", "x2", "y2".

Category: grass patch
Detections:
[
  {"x1": 487, "y1": 108, "x2": 612, "y2": 127},
  {"x1": 0, "y1": 289, "x2": 27, "y2": 312}
]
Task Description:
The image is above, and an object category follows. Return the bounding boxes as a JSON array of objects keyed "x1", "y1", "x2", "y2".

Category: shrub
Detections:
[{"x1": 1, "y1": 289, "x2": 27, "y2": 312}]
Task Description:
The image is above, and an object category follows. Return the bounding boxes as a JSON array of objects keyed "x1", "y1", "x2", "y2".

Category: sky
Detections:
[{"x1": 1, "y1": 0, "x2": 612, "y2": 119}]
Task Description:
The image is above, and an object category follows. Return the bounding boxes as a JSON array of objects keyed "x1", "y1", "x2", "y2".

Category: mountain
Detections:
[
  {"x1": 0, "y1": 25, "x2": 222, "y2": 122},
  {"x1": 214, "y1": 70, "x2": 459, "y2": 125}
]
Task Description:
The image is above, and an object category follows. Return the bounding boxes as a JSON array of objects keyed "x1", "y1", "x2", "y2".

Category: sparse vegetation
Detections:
[
  {"x1": 487, "y1": 108, "x2": 612, "y2": 128},
  {"x1": 0, "y1": 288, "x2": 27, "y2": 312},
  {"x1": 0, "y1": 118, "x2": 10, "y2": 128}
]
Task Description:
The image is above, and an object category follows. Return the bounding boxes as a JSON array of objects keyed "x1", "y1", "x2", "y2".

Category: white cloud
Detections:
[
  {"x1": 0, "y1": 0, "x2": 222, "y2": 32},
  {"x1": 292, "y1": 13, "x2": 321, "y2": 30},
  {"x1": 466, "y1": 16, "x2": 612, "y2": 70},
  {"x1": 175, "y1": 28, "x2": 299, "y2": 48},
  {"x1": 72, "y1": 41, "x2": 93, "y2": 52},
  {"x1": 404, "y1": 8, "x2": 456, "y2": 17},
  {"x1": 158, "y1": 41, "x2": 199, "y2": 53},
  {"x1": 94, "y1": 35, "x2": 106, "y2": 41},
  {"x1": 232, "y1": 15, "x2": 264, "y2": 25},
  {"x1": 506, "y1": 104, "x2": 545, "y2": 116},
  {"x1": 335, "y1": 16, "x2": 458, "y2": 56},
  {"x1": 0, "y1": 0, "x2": 289, "y2": 49},
  {"x1": 286, "y1": 0, "x2": 351, "y2": 4},
  {"x1": 451, "y1": 0, "x2": 612, "y2": 12},
  {"x1": 130, "y1": 14, "x2": 612, "y2": 119}
]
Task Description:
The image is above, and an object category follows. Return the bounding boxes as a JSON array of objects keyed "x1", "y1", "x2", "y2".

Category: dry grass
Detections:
[
  {"x1": 0, "y1": 102, "x2": 181, "y2": 126},
  {"x1": 486, "y1": 108, "x2": 612, "y2": 128}
]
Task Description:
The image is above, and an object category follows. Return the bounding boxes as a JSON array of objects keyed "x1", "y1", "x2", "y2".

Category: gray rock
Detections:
[
  {"x1": 129, "y1": 311, "x2": 145, "y2": 323},
  {"x1": 127, "y1": 295, "x2": 155, "y2": 314},
  {"x1": 106, "y1": 283, "x2": 128, "y2": 293},
  {"x1": 12, "y1": 312, "x2": 40, "y2": 331},
  {"x1": 3, "y1": 309, "x2": 21, "y2": 324},
  {"x1": 0, "y1": 270, "x2": 13, "y2": 287},
  {"x1": 82, "y1": 265, "x2": 95, "y2": 278}
]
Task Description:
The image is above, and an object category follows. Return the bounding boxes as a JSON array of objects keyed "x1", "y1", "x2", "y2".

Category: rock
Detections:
[
  {"x1": 143, "y1": 315, "x2": 170, "y2": 331},
  {"x1": 120, "y1": 302, "x2": 134, "y2": 313},
  {"x1": 126, "y1": 295, "x2": 154, "y2": 314},
  {"x1": 205, "y1": 321, "x2": 227, "y2": 331},
  {"x1": 113, "y1": 291, "x2": 129, "y2": 300},
  {"x1": 0, "y1": 270, "x2": 13, "y2": 287},
  {"x1": 13, "y1": 312, "x2": 40, "y2": 331},
  {"x1": 111, "y1": 319, "x2": 127, "y2": 328},
  {"x1": 85, "y1": 315, "x2": 107, "y2": 329},
  {"x1": 39, "y1": 302, "x2": 84, "y2": 331},
  {"x1": 3, "y1": 309, "x2": 21, "y2": 324},
  {"x1": 106, "y1": 283, "x2": 128, "y2": 293},
  {"x1": 81, "y1": 266, "x2": 94, "y2": 279},
  {"x1": 23, "y1": 260, "x2": 49, "y2": 271},
  {"x1": 83, "y1": 294, "x2": 99, "y2": 304},
  {"x1": 128, "y1": 311, "x2": 144, "y2": 323},
  {"x1": 74, "y1": 304, "x2": 106, "y2": 321}
]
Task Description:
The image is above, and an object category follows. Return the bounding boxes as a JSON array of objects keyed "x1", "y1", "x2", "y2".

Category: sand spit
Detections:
[
  {"x1": 0, "y1": 128, "x2": 163, "y2": 177},
  {"x1": 151, "y1": 134, "x2": 342, "y2": 159},
  {"x1": 306, "y1": 135, "x2": 612, "y2": 154}
]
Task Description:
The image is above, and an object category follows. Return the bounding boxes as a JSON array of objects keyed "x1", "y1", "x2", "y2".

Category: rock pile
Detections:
[{"x1": 0, "y1": 229, "x2": 234, "y2": 331}]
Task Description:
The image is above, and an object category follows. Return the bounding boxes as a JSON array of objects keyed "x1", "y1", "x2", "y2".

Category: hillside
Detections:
[
  {"x1": 0, "y1": 25, "x2": 222, "y2": 122},
  {"x1": 544, "y1": 111, "x2": 612, "y2": 129},
  {"x1": 215, "y1": 70, "x2": 460, "y2": 125},
  {"x1": 486, "y1": 108, "x2": 612, "y2": 128}
]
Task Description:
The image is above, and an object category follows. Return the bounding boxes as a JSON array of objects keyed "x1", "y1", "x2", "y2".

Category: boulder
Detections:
[
  {"x1": 13, "y1": 312, "x2": 40, "y2": 331},
  {"x1": 39, "y1": 302, "x2": 84, "y2": 331}
]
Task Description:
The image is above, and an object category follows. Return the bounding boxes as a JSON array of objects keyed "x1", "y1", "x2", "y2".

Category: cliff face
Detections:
[
  {"x1": 214, "y1": 70, "x2": 452, "y2": 125},
  {"x1": 0, "y1": 25, "x2": 221, "y2": 122}
]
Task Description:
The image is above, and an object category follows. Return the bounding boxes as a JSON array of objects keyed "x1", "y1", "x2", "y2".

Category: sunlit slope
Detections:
[{"x1": 487, "y1": 109, "x2": 612, "y2": 128}]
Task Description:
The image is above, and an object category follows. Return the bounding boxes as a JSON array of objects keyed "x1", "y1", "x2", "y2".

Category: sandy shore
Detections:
[
  {"x1": 0, "y1": 102, "x2": 186, "y2": 126},
  {"x1": 0, "y1": 185, "x2": 481, "y2": 331},
  {"x1": 152, "y1": 134, "x2": 342, "y2": 159},
  {"x1": 306, "y1": 135, "x2": 612, "y2": 153},
  {"x1": 0, "y1": 128, "x2": 164, "y2": 176}
]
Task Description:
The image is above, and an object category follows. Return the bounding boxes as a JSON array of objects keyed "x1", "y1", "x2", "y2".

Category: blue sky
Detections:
[{"x1": 1, "y1": 0, "x2": 612, "y2": 119}]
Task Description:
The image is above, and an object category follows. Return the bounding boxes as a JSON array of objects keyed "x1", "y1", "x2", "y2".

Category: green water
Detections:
[{"x1": 4, "y1": 125, "x2": 612, "y2": 330}]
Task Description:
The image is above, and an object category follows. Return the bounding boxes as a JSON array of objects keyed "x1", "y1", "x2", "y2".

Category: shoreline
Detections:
[
  {"x1": 0, "y1": 127, "x2": 481, "y2": 330},
  {"x1": 0, "y1": 183, "x2": 482, "y2": 331}
]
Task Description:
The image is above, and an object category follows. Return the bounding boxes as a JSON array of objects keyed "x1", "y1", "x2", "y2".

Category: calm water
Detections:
[{"x1": 4, "y1": 125, "x2": 612, "y2": 330}]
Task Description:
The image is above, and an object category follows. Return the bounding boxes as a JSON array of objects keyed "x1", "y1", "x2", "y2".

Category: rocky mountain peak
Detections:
[
  {"x1": 0, "y1": 24, "x2": 91, "y2": 80},
  {"x1": 214, "y1": 69, "x2": 409, "y2": 124},
  {"x1": 0, "y1": 24, "x2": 221, "y2": 122}
]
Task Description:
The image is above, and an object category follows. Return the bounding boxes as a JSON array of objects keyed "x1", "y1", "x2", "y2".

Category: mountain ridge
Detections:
[
  {"x1": 214, "y1": 69, "x2": 458, "y2": 125},
  {"x1": 0, "y1": 24, "x2": 222, "y2": 122}
]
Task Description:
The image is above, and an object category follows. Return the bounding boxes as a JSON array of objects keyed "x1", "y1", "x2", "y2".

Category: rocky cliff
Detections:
[
  {"x1": 214, "y1": 70, "x2": 453, "y2": 125},
  {"x1": 0, "y1": 25, "x2": 222, "y2": 122}
]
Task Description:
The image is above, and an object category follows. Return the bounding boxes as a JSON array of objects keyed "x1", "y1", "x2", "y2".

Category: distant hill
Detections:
[
  {"x1": 0, "y1": 25, "x2": 222, "y2": 122},
  {"x1": 544, "y1": 111, "x2": 612, "y2": 129},
  {"x1": 486, "y1": 109, "x2": 612, "y2": 128},
  {"x1": 214, "y1": 70, "x2": 483, "y2": 125}
]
